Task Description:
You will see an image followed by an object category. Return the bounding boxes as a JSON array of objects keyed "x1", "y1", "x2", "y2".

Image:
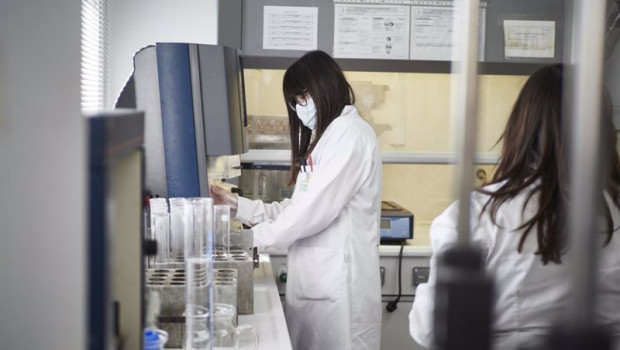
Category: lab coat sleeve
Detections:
[
  {"x1": 251, "y1": 123, "x2": 375, "y2": 251},
  {"x1": 409, "y1": 197, "x2": 488, "y2": 347},
  {"x1": 235, "y1": 196, "x2": 292, "y2": 226}
]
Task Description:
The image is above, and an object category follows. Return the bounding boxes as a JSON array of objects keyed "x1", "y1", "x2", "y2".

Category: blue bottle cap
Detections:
[{"x1": 144, "y1": 328, "x2": 161, "y2": 350}]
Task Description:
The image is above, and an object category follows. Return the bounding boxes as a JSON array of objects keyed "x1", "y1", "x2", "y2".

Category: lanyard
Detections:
[{"x1": 300, "y1": 155, "x2": 314, "y2": 173}]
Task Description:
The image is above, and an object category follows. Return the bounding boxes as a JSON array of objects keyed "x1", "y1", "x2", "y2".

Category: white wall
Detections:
[
  {"x1": 107, "y1": 0, "x2": 219, "y2": 107},
  {"x1": 0, "y1": 1, "x2": 85, "y2": 349}
]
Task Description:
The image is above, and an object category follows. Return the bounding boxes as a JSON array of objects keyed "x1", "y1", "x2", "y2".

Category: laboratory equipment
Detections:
[
  {"x1": 213, "y1": 231, "x2": 255, "y2": 315},
  {"x1": 214, "y1": 269, "x2": 239, "y2": 324},
  {"x1": 238, "y1": 164, "x2": 293, "y2": 202},
  {"x1": 144, "y1": 328, "x2": 169, "y2": 350},
  {"x1": 152, "y1": 212, "x2": 170, "y2": 267},
  {"x1": 115, "y1": 43, "x2": 248, "y2": 199},
  {"x1": 169, "y1": 197, "x2": 188, "y2": 264},
  {"x1": 185, "y1": 305, "x2": 211, "y2": 350},
  {"x1": 380, "y1": 201, "x2": 414, "y2": 243},
  {"x1": 214, "y1": 204, "x2": 231, "y2": 256},
  {"x1": 213, "y1": 303, "x2": 258, "y2": 350},
  {"x1": 185, "y1": 260, "x2": 211, "y2": 350},
  {"x1": 87, "y1": 110, "x2": 146, "y2": 350},
  {"x1": 184, "y1": 198, "x2": 215, "y2": 350},
  {"x1": 246, "y1": 115, "x2": 291, "y2": 150},
  {"x1": 115, "y1": 42, "x2": 255, "y2": 348}
]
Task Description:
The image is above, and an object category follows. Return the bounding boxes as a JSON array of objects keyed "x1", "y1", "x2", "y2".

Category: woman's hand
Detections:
[{"x1": 210, "y1": 184, "x2": 239, "y2": 213}]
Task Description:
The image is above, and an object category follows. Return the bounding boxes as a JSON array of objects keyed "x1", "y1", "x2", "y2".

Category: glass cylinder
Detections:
[
  {"x1": 185, "y1": 198, "x2": 215, "y2": 350},
  {"x1": 169, "y1": 198, "x2": 187, "y2": 262},
  {"x1": 187, "y1": 198, "x2": 206, "y2": 258},
  {"x1": 187, "y1": 197, "x2": 214, "y2": 258},
  {"x1": 152, "y1": 212, "x2": 170, "y2": 266},
  {"x1": 214, "y1": 204, "x2": 231, "y2": 257},
  {"x1": 214, "y1": 268, "x2": 238, "y2": 325},
  {"x1": 148, "y1": 198, "x2": 168, "y2": 268}
]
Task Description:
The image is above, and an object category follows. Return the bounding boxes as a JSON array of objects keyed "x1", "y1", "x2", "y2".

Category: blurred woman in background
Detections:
[{"x1": 409, "y1": 64, "x2": 620, "y2": 349}]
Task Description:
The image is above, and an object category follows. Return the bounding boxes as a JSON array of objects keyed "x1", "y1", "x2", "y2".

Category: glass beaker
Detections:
[
  {"x1": 214, "y1": 204, "x2": 231, "y2": 257},
  {"x1": 185, "y1": 304, "x2": 212, "y2": 350},
  {"x1": 213, "y1": 303, "x2": 258, "y2": 350}
]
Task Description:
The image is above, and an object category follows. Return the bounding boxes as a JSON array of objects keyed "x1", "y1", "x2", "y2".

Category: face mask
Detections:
[{"x1": 295, "y1": 97, "x2": 317, "y2": 130}]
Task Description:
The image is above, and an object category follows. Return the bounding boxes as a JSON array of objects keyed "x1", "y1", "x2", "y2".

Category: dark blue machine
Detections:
[{"x1": 116, "y1": 43, "x2": 248, "y2": 199}]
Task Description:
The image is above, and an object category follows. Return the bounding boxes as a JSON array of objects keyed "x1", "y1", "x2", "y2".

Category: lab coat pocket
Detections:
[{"x1": 293, "y1": 247, "x2": 343, "y2": 301}]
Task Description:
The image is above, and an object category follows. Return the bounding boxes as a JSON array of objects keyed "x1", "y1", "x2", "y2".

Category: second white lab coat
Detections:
[
  {"x1": 409, "y1": 181, "x2": 620, "y2": 350},
  {"x1": 236, "y1": 105, "x2": 383, "y2": 350}
]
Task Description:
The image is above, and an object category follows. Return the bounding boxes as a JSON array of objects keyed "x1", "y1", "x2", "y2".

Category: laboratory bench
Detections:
[
  {"x1": 237, "y1": 254, "x2": 292, "y2": 350},
  {"x1": 163, "y1": 246, "x2": 431, "y2": 349}
]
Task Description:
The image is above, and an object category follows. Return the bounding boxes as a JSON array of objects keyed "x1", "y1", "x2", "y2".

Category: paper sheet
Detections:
[
  {"x1": 334, "y1": 4, "x2": 410, "y2": 59},
  {"x1": 503, "y1": 20, "x2": 555, "y2": 59},
  {"x1": 409, "y1": 3, "x2": 486, "y2": 61},
  {"x1": 263, "y1": 6, "x2": 318, "y2": 51}
]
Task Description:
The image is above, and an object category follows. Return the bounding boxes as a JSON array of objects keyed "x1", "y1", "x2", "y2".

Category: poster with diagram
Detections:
[{"x1": 334, "y1": 4, "x2": 410, "y2": 59}]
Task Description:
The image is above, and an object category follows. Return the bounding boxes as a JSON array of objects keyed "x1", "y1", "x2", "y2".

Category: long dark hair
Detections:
[
  {"x1": 282, "y1": 50, "x2": 355, "y2": 184},
  {"x1": 480, "y1": 64, "x2": 620, "y2": 264}
]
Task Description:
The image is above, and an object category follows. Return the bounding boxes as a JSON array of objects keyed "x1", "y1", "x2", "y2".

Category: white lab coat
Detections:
[
  {"x1": 409, "y1": 181, "x2": 620, "y2": 350},
  {"x1": 236, "y1": 105, "x2": 383, "y2": 350}
]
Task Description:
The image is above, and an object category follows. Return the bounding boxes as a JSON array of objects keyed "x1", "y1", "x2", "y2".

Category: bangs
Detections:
[{"x1": 283, "y1": 64, "x2": 309, "y2": 103}]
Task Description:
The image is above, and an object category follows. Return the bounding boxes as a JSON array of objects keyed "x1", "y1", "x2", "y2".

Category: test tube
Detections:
[
  {"x1": 187, "y1": 198, "x2": 214, "y2": 258},
  {"x1": 169, "y1": 198, "x2": 187, "y2": 261},
  {"x1": 186, "y1": 198, "x2": 206, "y2": 258},
  {"x1": 148, "y1": 198, "x2": 168, "y2": 268},
  {"x1": 152, "y1": 212, "x2": 170, "y2": 266},
  {"x1": 214, "y1": 204, "x2": 231, "y2": 257}
]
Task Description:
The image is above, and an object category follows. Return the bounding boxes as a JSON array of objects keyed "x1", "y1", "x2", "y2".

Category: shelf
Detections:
[
  {"x1": 243, "y1": 55, "x2": 549, "y2": 76},
  {"x1": 240, "y1": 149, "x2": 499, "y2": 165}
]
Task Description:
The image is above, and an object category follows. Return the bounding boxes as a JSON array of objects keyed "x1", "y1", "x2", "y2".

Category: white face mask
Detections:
[{"x1": 295, "y1": 97, "x2": 317, "y2": 130}]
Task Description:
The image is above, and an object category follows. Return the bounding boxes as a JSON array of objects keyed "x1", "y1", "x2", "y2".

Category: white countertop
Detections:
[{"x1": 238, "y1": 255, "x2": 292, "y2": 350}]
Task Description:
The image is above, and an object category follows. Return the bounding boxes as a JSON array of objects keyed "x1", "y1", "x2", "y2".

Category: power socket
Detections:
[{"x1": 412, "y1": 266, "x2": 430, "y2": 286}]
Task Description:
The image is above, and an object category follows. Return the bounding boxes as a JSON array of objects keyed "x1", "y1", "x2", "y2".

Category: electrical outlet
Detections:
[{"x1": 412, "y1": 266, "x2": 430, "y2": 286}]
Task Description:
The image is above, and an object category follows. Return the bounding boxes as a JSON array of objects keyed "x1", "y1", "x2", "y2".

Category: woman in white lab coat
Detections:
[
  {"x1": 409, "y1": 64, "x2": 620, "y2": 349},
  {"x1": 212, "y1": 50, "x2": 382, "y2": 350}
]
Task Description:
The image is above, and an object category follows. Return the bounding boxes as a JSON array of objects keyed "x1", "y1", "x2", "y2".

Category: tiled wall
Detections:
[{"x1": 244, "y1": 69, "x2": 528, "y2": 244}]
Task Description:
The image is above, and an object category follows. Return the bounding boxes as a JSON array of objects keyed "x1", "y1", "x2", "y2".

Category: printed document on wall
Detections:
[
  {"x1": 263, "y1": 6, "x2": 318, "y2": 51},
  {"x1": 503, "y1": 20, "x2": 555, "y2": 59},
  {"x1": 409, "y1": 2, "x2": 486, "y2": 61},
  {"x1": 334, "y1": 4, "x2": 410, "y2": 59}
]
